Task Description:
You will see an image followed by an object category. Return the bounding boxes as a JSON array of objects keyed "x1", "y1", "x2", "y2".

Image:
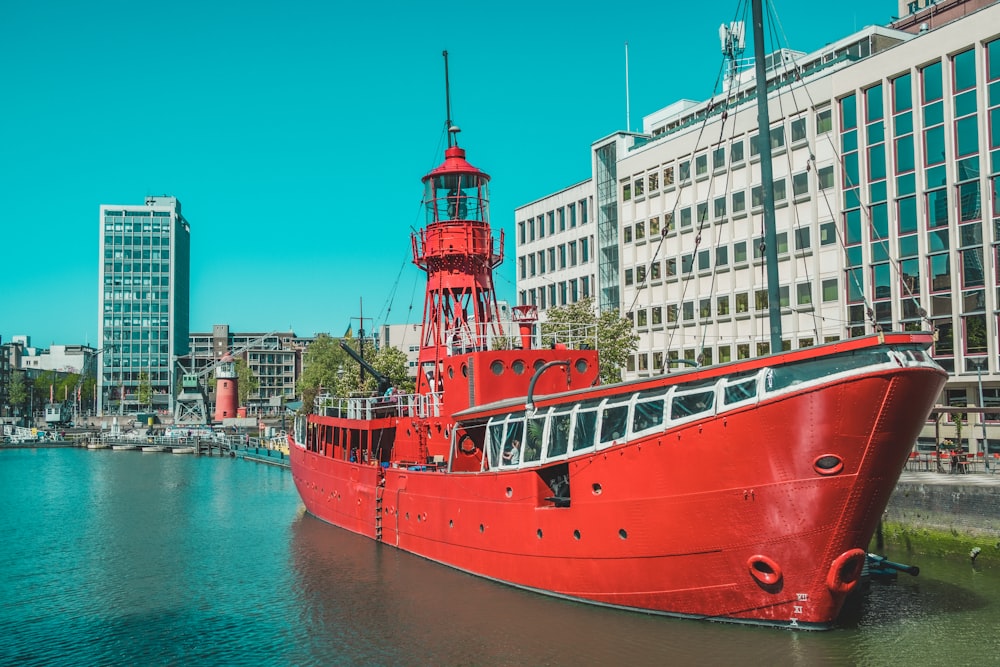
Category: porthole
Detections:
[
  {"x1": 448, "y1": 366, "x2": 454, "y2": 379},
  {"x1": 406, "y1": 512, "x2": 410, "y2": 520},
  {"x1": 592, "y1": 483, "x2": 602, "y2": 495},
  {"x1": 512, "y1": 360, "x2": 526, "y2": 375},
  {"x1": 813, "y1": 454, "x2": 844, "y2": 476},
  {"x1": 479, "y1": 524, "x2": 485, "y2": 533},
  {"x1": 533, "y1": 359, "x2": 545, "y2": 371},
  {"x1": 505, "y1": 487, "x2": 513, "y2": 498},
  {"x1": 449, "y1": 519, "x2": 454, "y2": 528},
  {"x1": 573, "y1": 529, "x2": 581, "y2": 540},
  {"x1": 575, "y1": 358, "x2": 589, "y2": 374},
  {"x1": 619, "y1": 529, "x2": 628, "y2": 540},
  {"x1": 461, "y1": 364, "x2": 468, "y2": 377},
  {"x1": 537, "y1": 529, "x2": 543, "y2": 539},
  {"x1": 491, "y1": 360, "x2": 504, "y2": 375}
]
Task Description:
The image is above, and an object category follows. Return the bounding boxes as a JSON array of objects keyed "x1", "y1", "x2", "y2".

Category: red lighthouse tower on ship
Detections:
[{"x1": 411, "y1": 51, "x2": 504, "y2": 395}]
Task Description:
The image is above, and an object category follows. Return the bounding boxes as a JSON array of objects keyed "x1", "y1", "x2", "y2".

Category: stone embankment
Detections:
[{"x1": 881, "y1": 470, "x2": 1000, "y2": 565}]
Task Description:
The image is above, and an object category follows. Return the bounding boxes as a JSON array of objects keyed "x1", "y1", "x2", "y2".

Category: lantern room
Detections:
[{"x1": 422, "y1": 146, "x2": 490, "y2": 224}]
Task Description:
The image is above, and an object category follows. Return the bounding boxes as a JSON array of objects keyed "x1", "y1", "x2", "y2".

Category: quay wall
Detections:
[{"x1": 886, "y1": 474, "x2": 1000, "y2": 539}]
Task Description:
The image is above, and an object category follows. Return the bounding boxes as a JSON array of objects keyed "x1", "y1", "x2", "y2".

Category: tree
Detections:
[
  {"x1": 298, "y1": 334, "x2": 353, "y2": 412},
  {"x1": 8, "y1": 371, "x2": 27, "y2": 417},
  {"x1": 541, "y1": 297, "x2": 638, "y2": 384},
  {"x1": 137, "y1": 372, "x2": 152, "y2": 410},
  {"x1": 298, "y1": 335, "x2": 416, "y2": 413},
  {"x1": 235, "y1": 358, "x2": 258, "y2": 407},
  {"x1": 362, "y1": 344, "x2": 412, "y2": 394}
]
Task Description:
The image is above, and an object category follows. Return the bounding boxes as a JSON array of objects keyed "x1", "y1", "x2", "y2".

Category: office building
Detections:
[
  {"x1": 97, "y1": 196, "x2": 190, "y2": 415},
  {"x1": 515, "y1": 1, "x2": 1000, "y2": 442}
]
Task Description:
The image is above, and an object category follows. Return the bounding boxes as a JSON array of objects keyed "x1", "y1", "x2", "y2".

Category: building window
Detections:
[
  {"x1": 791, "y1": 117, "x2": 807, "y2": 144},
  {"x1": 794, "y1": 227, "x2": 810, "y2": 251},
  {"x1": 717, "y1": 295, "x2": 730, "y2": 316},
  {"x1": 736, "y1": 292, "x2": 749, "y2": 313},
  {"x1": 696, "y1": 153, "x2": 708, "y2": 177},
  {"x1": 716, "y1": 246, "x2": 728, "y2": 267},
  {"x1": 648, "y1": 171, "x2": 659, "y2": 192},
  {"x1": 797, "y1": 282, "x2": 812, "y2": 305},
  {"x1": 792, "y1": 172, "x2": 809, "y2": 198},
  {"x1": 734, "y1": 241, "x2": 747, "y2": 264},
  {"x1": 714, "y1": 196, "x2": 727, "y2": 219},
  {"x1": 822, "y1": 278, "x2": 838, "y2": 302},
  {"x1": 731, "y1": 140, "x2": 744, "y2": 164},
  {"x1": 732, "y1": 191, "x2": 746, "y2": 215},
  {"x1": 816, "y1": 107, "x2": 832, "y2": 134},
  {"x1": 713, "y1": 146, "x2": 725, "y2": 170}
]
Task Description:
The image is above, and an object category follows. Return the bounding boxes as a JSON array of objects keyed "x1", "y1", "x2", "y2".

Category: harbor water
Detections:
[{"x1": 2, "y1": 447, "x2": 1000, "y2": 666}]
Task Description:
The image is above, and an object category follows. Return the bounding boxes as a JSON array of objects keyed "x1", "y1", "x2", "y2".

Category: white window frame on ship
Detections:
[{"x1": 479, "y1": 344, "x2": 940, "y2": 471}]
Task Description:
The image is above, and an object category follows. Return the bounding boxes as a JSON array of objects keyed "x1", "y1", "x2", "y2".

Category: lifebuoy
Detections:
[
  {"x1": 826, "y1": 548, "x2": 866, "y2": 594},
  {"x1": 458, "y1": 434, "x2": 476, "y2": 455}
]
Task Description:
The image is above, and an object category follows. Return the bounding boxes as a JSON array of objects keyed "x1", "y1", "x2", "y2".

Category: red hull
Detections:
[{"x1": 290, "y1": 336, "x2": 945, "y2": 628}]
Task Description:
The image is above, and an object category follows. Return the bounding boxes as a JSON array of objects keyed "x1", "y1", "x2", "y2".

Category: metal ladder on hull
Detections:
[{"x1": 374, "y1": 474, "x2": 385, "y2": 542}]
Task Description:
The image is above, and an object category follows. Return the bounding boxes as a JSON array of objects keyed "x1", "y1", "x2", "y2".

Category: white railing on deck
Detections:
[{"x1": 313, "y1": 391, "x2": 442, "y2": 420}]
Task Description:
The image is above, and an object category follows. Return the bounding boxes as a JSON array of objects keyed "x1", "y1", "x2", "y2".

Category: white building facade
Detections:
[
  {"x1": 514, "y1": 181, "x2": 597, "y2": 317},
  {"x1": 515, "y1": 2, "x2": 1000, "y2": 445}
]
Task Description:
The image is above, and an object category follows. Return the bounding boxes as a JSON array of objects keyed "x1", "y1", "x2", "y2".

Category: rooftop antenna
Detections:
[
  {"x1": 443, "y1": 50, "x2": 460, "y2": 147},
  {"x1": 624, "y1": 42, "x2": 631, "y2": 132},
  {"x1": 719, "y1": 21, "x2": 746, "y2": 92}
]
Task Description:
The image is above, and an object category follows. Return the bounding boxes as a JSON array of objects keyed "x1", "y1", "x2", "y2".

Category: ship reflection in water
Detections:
[{"x1": 288, "y1": 512, "x2": 1000, "y2": 665}]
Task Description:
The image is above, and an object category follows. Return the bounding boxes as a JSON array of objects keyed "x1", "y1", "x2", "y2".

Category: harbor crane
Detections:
[{"x1": 173, "y1": 332, "x2": 283, "y2": 425}]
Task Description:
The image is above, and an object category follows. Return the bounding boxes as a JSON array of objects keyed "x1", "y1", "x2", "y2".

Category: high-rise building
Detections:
[
  {"x1": 515, "y1": 1, "x2": 1000, "y2": 443},
  {"x1": 97, "y1": 196, "x2": 190, "y2": 416}
]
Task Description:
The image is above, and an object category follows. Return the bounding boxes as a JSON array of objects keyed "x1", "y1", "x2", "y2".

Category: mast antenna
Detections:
[
  {"x1": 624, "y1": 42, "x2": 631, "y2": 132},
  {"x1": 443, "y1": 50, "x2": 460, "y2": 147},
  {"x1": 751, "y1": 0, "x2": 782, "y2": 352}
]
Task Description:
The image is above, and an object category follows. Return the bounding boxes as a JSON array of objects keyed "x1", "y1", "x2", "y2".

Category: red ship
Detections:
[{"x1": 290, "y1": 38, "x2": 947, "y2": 628}]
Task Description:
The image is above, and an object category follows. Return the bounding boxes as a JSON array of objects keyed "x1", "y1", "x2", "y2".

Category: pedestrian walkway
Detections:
[{"x1": 898, "y1": 469, "x2": 1000, "y2": 487}]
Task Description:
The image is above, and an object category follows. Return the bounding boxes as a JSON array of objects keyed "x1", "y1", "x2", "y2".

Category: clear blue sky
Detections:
[{"x1": 0, "y1": 0, "x2": 894, "y2": 347}]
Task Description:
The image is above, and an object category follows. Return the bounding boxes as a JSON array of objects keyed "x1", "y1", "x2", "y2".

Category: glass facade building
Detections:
[{"x1": 97, "y1": 196, "x2": 190, "y2": 416}]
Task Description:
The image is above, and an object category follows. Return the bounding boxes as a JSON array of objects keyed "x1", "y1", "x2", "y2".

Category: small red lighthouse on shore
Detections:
[{"x1": 213, "y1": 354, "x2": 238, "y2": 422}]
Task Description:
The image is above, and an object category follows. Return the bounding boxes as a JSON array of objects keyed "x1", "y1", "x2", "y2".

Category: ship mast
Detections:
[
  {"x1": 751, "y1": 0, "x2": 782, "y2": 353},
  {"x1": 411, "y1": 52, "x2": 505, "y2": 395}
]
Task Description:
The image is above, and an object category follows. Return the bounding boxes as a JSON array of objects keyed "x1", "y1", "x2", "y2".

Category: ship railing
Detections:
[{"x1": 314, "y1": 392, "x2": 423, "y2": 420}]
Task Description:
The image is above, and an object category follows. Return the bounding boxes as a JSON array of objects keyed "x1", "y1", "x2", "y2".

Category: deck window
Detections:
[
  {"x1": 547, "y1": 411, "x2": 572, "y2": 458},
  {"x1": 724, "y1": 377, "x2": 758, "y2": 405},
  {"x1": 671, "y1": 390, "x2": 715, "y2": 420},
  {"x1": 632, "y1": 399, "x2": 665, "y2": 434},
  {"x1": 524, "y1": 413, "x2": 546, "y2": 463},
  {"x1": 599, "y1": 403, "x2": 629, "y2": 446},
  {"x1": 572, "y1": 409, "x2": 598, "y2": 451}
]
